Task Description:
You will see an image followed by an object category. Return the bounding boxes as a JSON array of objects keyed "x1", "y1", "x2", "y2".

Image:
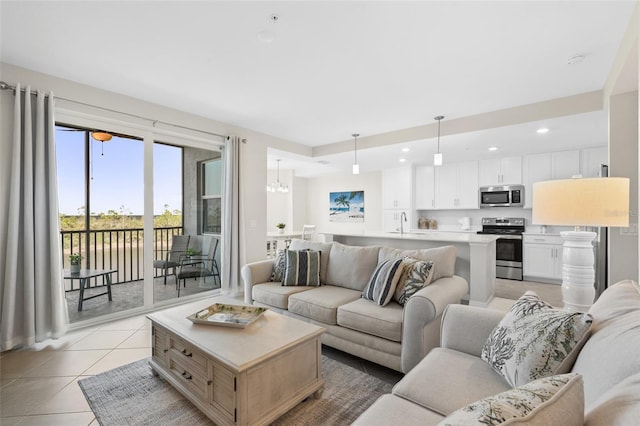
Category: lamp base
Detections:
[{"x1": 560, "y1": 230, "x2": 596, "y2": 313}]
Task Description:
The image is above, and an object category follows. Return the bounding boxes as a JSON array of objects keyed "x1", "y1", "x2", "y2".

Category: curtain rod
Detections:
[{"x1": 0, "y1": 80, "x2": 226, "y2": 139}]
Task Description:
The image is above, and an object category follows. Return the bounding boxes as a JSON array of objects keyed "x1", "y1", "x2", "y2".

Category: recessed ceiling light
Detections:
[
  {"x1": 488, "y1": 146, "x2": 498, "y2": 151},
  {"x1": 537, "y1": 128, "x2": 550, "y2": 134},
  {"x1": 399, "y1": 158, "x2": 407, "y2": 163},
  {"x1": 401, "y1": 148, "x2": 410, "y2": 153}
]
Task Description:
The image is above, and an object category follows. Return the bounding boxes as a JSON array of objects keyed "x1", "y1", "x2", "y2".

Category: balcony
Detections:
[{"x1": 61, "y1": 226, "x2": 220, "y2": 323}]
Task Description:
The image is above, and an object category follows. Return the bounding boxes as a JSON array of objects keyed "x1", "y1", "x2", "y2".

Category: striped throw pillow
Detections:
[
  {"x1": 282, "y1": 250, "x2": 321, "y2": 287},
  {"x1": 363, "y1": 258, "x2": 405, "y2": 306}
]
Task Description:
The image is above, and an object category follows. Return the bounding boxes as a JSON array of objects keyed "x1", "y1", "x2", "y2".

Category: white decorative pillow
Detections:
[
  {"x1": 362, "y1": 258, "x2": 404, "y2": 306},
  {"x1": 481, "y1": 291, "x2": 592, "y2": 387},
  {"x1": 393, "y1": 257, "x2": 434, "y2": 305},
  {"x1": 438, "y1": 373, "x2": 584, "y2": 426}
]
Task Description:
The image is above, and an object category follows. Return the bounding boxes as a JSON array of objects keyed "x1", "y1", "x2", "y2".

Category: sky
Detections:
[{"x1": 56, "y1": 126, "x2": 183, "y2": 215}]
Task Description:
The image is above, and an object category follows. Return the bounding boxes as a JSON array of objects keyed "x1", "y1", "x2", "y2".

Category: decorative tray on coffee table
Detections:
[{"x1": 187, "y1": 303, "x2": 267, "y2": 328}]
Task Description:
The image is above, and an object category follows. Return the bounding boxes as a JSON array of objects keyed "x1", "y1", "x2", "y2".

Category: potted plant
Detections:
[
  {"x1": 276, "y1": 223, "x2": 286, "y2": 234},
  {"x1": 69, "y1": 253, "x2": 82, "y2": 274},
  {"x1": 184, "y1": 248, "x2": 201, "y2": 258}
]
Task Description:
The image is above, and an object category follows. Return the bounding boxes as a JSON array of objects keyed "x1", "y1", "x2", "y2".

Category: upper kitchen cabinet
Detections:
[
  {"x1": 523, "y1": 150, "x2": 580, "y2": 208},
  {"x1": 382, "y1": 166, "x2": 412, "y2": 210},
  {"x1": 434, "y1": 160, "x2": 479, "y2": 209},
  {"x1": 581, "y1": 146, "x2": 608, "y2": 177},
  {"x1": 478, "y1": 156, "x2": 522, "y2": 186},
  {"x1": 414, "y1": 165, "x2": 435, "y2": 209}
]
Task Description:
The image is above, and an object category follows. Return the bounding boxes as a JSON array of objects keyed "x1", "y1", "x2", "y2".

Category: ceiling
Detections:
[{"x1": 1, "y1": 1, "x2": 637, "y2": 176}]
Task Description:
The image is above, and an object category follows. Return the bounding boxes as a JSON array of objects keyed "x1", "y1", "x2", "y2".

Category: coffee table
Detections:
[{"x1": 147, "y1": 297, "x2": 325, "y2": 426}]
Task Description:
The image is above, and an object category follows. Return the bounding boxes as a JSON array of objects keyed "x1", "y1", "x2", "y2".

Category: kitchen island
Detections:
[{"x1": 323, "y1": 231, "x2": 497, "y2": 307}]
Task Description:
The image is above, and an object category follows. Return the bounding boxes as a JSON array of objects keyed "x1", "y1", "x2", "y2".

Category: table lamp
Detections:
[{"x1": 532, "y1": 177, "x2": 629, "y2": 312}]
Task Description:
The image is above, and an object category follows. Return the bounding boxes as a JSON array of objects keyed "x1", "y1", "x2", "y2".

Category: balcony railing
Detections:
[{"x1": 60, "y1": 226, "x2": 183, "y2": 290}]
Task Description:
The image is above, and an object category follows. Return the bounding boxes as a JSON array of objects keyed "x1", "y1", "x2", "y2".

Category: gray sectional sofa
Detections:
[
  {"x1": 354, "y1": 279, "x2": 640, "y2": 425},
  {"x1": 241, "y1": 239, "x2": 468, "y2": 373}
]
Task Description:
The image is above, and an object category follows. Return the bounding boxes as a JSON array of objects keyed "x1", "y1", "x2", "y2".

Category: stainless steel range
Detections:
[{"x1": 477, "y1": 217, "x2": 525, "y2": 281}]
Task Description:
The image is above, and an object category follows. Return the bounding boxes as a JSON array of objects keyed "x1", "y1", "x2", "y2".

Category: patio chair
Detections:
[
  {"x1": 176, "y1": 235, "x2": 221, "y2": 296},
  {"x1": 153, "y1": 234, "x2": 190, "y2": 286}
]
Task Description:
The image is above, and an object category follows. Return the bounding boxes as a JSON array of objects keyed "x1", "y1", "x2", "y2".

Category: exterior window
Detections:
[{"x1": 202, "y1": 158, "x2": 222, "y2": 234}]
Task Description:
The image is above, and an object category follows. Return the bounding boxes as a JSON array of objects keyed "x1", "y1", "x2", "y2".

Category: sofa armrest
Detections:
[
  {"x1": 440, "y1": 304, "x2": 505, "y2": 357},
  {"x1": 241, "y1": 259, "x2": 274, "y2": 304},
  {"x1": 401, "y1": 275, "x2": 468, "y2": 372}
]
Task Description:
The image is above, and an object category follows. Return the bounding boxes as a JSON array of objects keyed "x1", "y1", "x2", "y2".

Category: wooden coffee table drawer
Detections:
[
  {"x1": 167, "y1": 352, "x2": 209, "y2": 401},
  {"x1": 168, "y1": 334, "x2": 207, "y2": 374}
]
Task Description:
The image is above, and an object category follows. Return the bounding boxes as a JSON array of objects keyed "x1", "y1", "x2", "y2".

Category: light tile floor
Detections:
[{"x1": 1, "y1": 315, "x2": 151, "y2": 425}]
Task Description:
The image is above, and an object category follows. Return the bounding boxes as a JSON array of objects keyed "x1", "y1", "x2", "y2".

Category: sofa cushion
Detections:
[
  {"x1": 439, "y1": 373, "x2": 584, "y2": 426},
  {"x1": 393, "y1": 347, "x2": 510, "y2": 416},
  {"x1": 252, "y1": 282, "x2": 314, "y2": 309},
  {"x1": 288, "y1": 285, "x2": 362, "y2": 325},
  {"x1": 362, "y1": 258, "x2": 404, "y2": 306},
  {"x1": 288, "y1": 240, "x2": 333, "y2": 283},
  {"x1": 378, "y1": 245, "x2": 456, "y2": 282},
  {"x1": 337, "y1": 298, "x2": 404, "y2": 342},
  {"x1": 283, "y1": 249, "x2": 321, "y2": 286},
  {"x1": 353, "y1": 394, "x2": 445, "y2": 426},
  {"x1": 572, "y1": 279, "x2": 640, "y2": 409},
  {"x1": 481, "y1": 291, "x2": 592, "y2": 387},
  {"x1": 325, "y1": 242, "x2": 381, "y2": 291},
  {"x1": 585, "y1": 371, "x2": 640, "y2": 425},
  {"x1": 394, "y1": 257, "x2": 434, "y2": 305}
]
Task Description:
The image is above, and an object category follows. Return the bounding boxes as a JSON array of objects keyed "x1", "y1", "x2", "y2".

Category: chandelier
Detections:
[{"x1": 267, "y1": 159, "x2": 289, "y2": 193}]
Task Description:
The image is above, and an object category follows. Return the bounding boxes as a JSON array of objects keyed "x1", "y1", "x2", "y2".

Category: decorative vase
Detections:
[
  {"x1": 70, "y1": 263, "x2": 81, "y2": 274},
  {"x1": 278, "y1": 228, "x2": 285, "y2": 235}
]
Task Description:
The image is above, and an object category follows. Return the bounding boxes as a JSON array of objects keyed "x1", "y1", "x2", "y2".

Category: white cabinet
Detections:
[
  {"x1": 415, "y1": 165, "x2": 435, "y2": 209},
  {"x1": 523, "y1": 150, "x2": 580, "y2": 208},
  {"x1": 551, "y1": 150, "x2": 580, "y2": 179},
  {"x1": 382, "y1": 167, "x2": 412, "y2": 209},
  {"x1": 434, "y1": 161, "x2": 479, "y2": 209},
  {"x1": 581, "y1": 146, "x2": 608, "y2": 177},
  {"x1": 523, "y1": 234, "x2": 563, "y2": 283},
  {"x1": 479, "y1": 157, "x2": 522, "y2": 186},
  {"x1": 383, "y1": 210, "x2": 412, "y2": 233}
]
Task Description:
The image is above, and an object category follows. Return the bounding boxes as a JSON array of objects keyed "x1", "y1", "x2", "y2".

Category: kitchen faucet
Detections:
[{"x1": 400, "y1": 211, "x2": 407, "y2": 235}]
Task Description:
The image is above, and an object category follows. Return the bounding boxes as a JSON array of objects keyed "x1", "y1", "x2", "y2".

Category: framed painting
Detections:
[{"x1": 329, "y1": 191, "x2": 364, "y2": 223}]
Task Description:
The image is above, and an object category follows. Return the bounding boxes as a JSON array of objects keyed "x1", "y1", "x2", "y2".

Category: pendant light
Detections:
[
  {"x1": 267, "y1": 159, "x2": 289, "y2": 193},
  {"x1": 352, "y1": 133, "x2": 360, "y2": 175},
  {"x1": 434, "y1": 116, "x2": 444, "y2": 166}
]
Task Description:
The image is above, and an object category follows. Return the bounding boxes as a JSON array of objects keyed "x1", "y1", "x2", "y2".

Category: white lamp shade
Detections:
[
  {"x1": 352, "y1": 163, "x2": 360, "y2": 175},
  {"x1": 532, "y1": 177, "x2": 629, "y2": 227},
  {"x1": 433, "y1": 152, "x2": 443, "y2": 166}
]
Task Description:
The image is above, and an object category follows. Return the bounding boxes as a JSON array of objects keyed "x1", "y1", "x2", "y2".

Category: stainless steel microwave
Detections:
[{"x1": 479, "y1": 185, "x2": 524, "y2": 208}]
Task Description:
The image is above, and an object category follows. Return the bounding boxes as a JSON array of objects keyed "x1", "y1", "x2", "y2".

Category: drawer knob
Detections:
[
  {"x1": 182, "y1": 371, "x2": 192, "y2": 380},
  {"x1": 207, "y1": 380, "x2": 212, "y2": 385},
  {"x1": 182, "y1": 349, "x2": 193, "y2": 357},
  {"x1": 163, "y1": 349, "x2": 168, "y2": 353}
]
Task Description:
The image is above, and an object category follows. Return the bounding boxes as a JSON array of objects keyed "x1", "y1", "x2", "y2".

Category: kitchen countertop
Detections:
[{"x1": 322, "y1": 230, "x2": 499, "y2": 244}]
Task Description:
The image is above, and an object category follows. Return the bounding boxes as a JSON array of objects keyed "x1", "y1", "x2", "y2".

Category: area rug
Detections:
[{"x1": 78, "y1": 356, "x2": 393, "y2": 425}]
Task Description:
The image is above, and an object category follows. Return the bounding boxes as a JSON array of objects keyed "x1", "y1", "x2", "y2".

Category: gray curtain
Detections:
[
  {"x1": 221, "y1": 136, "x2": 245, "y2": 294},
  {"x1": 0, "y1": 84, "x2": 68, "y2": 351}
]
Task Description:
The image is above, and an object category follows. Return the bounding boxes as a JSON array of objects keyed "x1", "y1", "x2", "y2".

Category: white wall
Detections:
[{"x1": 306, "y1": 171, "x2": 382, "y2": 236}]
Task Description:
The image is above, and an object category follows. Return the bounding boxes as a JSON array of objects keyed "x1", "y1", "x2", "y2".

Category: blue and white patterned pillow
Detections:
[
  {"x1": 393, "y1": 257, "x2": 434, "y2": 305},
  {"x1": 270, "y1": 251, "x2": 286, "y2": 282},
  {"x1": 282, "y1": 249, "x2": 321, "y2": 287},
  {"x1": 439, "y1": 373, "x2": 584, "y2": 426},
  {"x1": 363, "y1": 258, "x2": 405, "y2": 306},
  {"x1": 481, "y1": 291, "x2": 592, "y2": 387}
]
